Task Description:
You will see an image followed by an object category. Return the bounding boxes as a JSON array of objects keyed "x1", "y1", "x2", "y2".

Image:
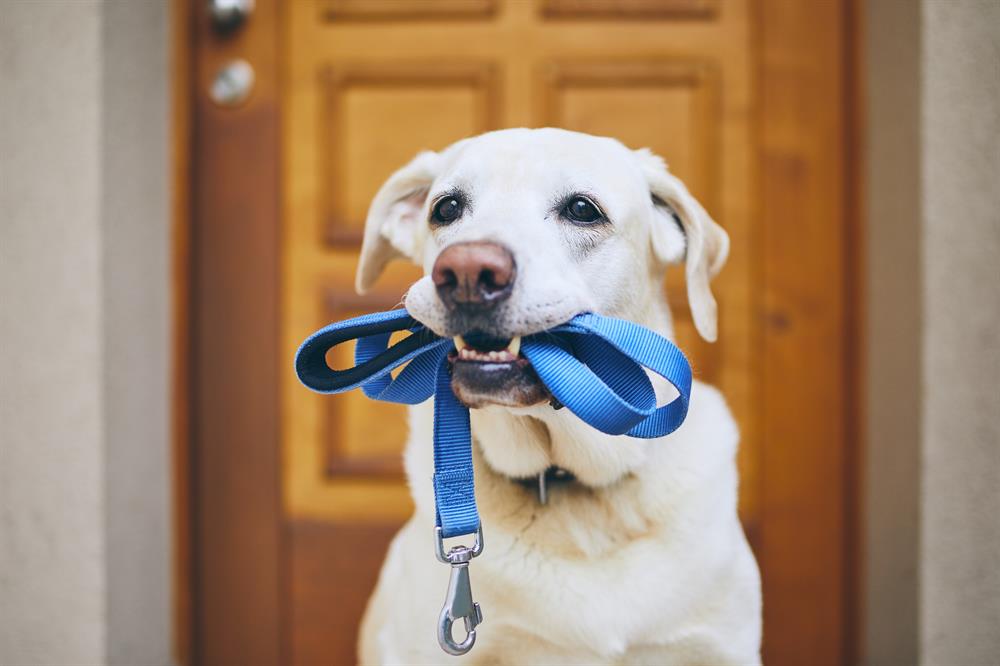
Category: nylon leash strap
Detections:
[{"x1": 294, "y1": 308, "x2": 693, "y2": 655}]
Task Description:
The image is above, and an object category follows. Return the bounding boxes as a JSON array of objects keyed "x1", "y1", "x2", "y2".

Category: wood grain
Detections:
[
  {"x1": 190, "y1": 0, "x2": 284, "y2": 663},
  {"x1": 322, "y1": 0, "x2": 497, "y2": 22},
  {"x1": 540, "y1": 0, "x2": 718, "y2": 19},
  {"x1": 319, "y1": 62, "x2": 499, "y2": 247},
  {"x1": 757, "y1": 0, "x2": 855, "y2": 663},
  {"x1": 289, "y1": 520, "x2": 402, "y2": 666}
]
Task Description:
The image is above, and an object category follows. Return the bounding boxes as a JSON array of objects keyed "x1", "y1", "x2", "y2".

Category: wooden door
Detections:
[{"x1": 189, "y1": 1, "x2": 859, "y2": 664}]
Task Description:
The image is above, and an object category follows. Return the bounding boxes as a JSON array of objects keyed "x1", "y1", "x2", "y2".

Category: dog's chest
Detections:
[{"x1": 468, "y1": 514, "x2": 720, "y2": 654}]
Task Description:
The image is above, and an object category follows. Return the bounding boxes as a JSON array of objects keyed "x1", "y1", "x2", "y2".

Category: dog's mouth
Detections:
[{"x1": 447, "y1": 331, "x2": 548, "y2": 408}]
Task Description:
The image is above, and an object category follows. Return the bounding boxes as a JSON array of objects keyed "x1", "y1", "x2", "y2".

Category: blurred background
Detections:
[{"x1": 1, "y1": 1, "x2": 997, "y2": 665}]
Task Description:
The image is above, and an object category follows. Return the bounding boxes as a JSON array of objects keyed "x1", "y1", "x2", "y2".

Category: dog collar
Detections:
[
  {"x1": 295, "y1": 308, "x2": 692, "y2": 656},
  {"x1": 512, "y1": 465, "x2": 577, "y2": 505}
]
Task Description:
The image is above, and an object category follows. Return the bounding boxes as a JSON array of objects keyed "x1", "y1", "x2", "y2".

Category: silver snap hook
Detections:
[{"x1": 435, "y1": 526, "x2": 484, "y2": 655}]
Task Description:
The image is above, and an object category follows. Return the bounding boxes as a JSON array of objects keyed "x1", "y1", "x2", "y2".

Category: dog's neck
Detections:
[{"x1": 469, "y1": 402, "x2": 668, "y2": 559}]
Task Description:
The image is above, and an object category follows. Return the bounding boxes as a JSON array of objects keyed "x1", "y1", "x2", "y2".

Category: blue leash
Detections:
[{"x1": 295, "y1": 308, "x2": 692, "y2": 655}]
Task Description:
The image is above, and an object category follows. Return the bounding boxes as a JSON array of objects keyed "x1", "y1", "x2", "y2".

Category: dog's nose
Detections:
[{"x1": 432, "y1": 241, "x2": 516, "y2": 310}]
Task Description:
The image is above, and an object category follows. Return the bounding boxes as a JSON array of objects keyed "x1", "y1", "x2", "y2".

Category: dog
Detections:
[{"x1": 355, "y1": 128, "x2": 761, "y2": 664}]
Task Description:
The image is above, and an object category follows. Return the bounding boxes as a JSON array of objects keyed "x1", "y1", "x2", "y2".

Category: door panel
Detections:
[
  {"x1": 320, "y1": 63, "x2": 500, "y2": 247},
  {"x1": 192, "y1": 0, "x2": 857, "y2": 663}
]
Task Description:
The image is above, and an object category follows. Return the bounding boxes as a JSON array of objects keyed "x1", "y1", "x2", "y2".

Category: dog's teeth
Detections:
[
  {"x1": 508, "y1": 336, "x2": 521, "y2": 357},
  {"x1": 454, "y1": 338, "x2": 522, "y2": 362}
]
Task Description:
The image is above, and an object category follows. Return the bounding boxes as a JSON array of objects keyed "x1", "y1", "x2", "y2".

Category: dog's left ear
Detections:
[
  {"x1": 355, "y1": 150, "x2": 439, "y2": 293},
  {"x1": 635, "y1": 148, "x2": 730, "y2": 342}
]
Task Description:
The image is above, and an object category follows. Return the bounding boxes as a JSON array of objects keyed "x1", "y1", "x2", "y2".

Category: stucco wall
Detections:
[
  {"x1": 1, "y1": 4, "x2": 107, "y2": 663},
  {"x1": 866, "y1": 1, "x2": 1000, "y2": 664},
  {"x1": 0, "y1": 3, "x2": 171, "y2": 664},
  {"x1": 919, "y1": 1, "x2": 1000, "y2": 663},
  {"x1": 101, "y1": 2, "x2": 171, "y2": 664}
]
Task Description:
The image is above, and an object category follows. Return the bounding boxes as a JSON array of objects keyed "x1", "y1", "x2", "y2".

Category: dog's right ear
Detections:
[{"x1": 355, "y1": 150, "x2": 439, "y2": 294}]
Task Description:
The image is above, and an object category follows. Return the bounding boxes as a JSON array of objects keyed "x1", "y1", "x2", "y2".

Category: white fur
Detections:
[{"x1": 354, "y1": 129, "x2": 761, "y2": 664}]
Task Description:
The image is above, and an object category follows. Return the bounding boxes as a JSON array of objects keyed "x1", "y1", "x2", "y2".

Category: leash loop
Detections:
[{"x1": 294, "y1": 307, "x2": 693, "y2": 656}]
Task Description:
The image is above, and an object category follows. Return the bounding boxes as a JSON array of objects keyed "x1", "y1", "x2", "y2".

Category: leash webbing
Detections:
[
  {"x1": 295, "y1": 308, "x2": 692, "y2": 538},
  {"x1": 294, "y1": 307, "x2": 693, "y2": 653}
]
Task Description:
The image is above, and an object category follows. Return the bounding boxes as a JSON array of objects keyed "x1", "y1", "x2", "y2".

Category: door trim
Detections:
[
  {"x1": 170, "y1": 0, "x2": 192, "y2": 662},
  {"x1": 755, "y1": 0, "x2": 862, "y2": 663},
  {"x1": 185, "y1": 0, "x2": 285, "y2": 663}
]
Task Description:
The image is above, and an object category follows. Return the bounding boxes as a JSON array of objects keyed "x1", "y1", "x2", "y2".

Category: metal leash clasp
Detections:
[{"x1": 434, "y1": 525, "x2": 485, "y2": 656}]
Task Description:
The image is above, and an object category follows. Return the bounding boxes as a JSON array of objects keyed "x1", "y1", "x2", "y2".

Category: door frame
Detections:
[{"x1": 175, "y1": 0, "x2": 864, "y2": 663}]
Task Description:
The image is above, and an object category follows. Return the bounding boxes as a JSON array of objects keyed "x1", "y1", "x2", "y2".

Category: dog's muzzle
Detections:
[{"x1": 430, "y1": 241, "x2": 546, "y2": 406}]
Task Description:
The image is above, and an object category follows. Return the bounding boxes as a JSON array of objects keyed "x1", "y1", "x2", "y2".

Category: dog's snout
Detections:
[{"x1": 432, "y1": 241, "x2": 515, "y2": 310}]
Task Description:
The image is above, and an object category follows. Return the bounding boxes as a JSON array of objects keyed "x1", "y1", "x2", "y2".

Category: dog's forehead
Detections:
[{"x1": 437, "y1": 128, "x2": 642, "y2": 197}]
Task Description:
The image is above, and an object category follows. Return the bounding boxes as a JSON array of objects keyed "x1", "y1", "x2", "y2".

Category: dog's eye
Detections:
[
  {"x1": 431, "y1": 196, "x2": 463, "y2": 225},
  {"x1": 563, "y1": 196, "x2": 604, "y2": 224}
]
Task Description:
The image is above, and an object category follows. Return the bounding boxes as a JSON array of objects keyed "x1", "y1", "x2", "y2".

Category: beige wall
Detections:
[
  {"x1": 919, "y1": 1, "x2": 1000, "y2": 663},
  {"x1": 1, "y1": 4, "x2": 106, "y2": 663},
  {"x1": 865, "y1": 0, "x2": 1000, "y2": 664},
  {"x1": 101, "y1": 2, "x2": 171, "y2": 663},
  {"x1": 0, "y1": 2, "x2": 171, "y2": 665}
]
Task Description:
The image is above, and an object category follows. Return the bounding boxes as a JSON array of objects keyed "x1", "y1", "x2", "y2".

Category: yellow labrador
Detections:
[{"x1": 356, "y1": 128, "x2": 761, "y2": 664}]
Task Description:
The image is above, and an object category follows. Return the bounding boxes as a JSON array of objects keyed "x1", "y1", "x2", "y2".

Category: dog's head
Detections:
[{"x1": 357, "y1": 128, "x2": 728, "y2": 409}]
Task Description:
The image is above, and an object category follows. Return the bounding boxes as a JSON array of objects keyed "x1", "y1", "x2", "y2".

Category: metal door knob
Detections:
[
  {"x1": 210, "y1": 60, "x2": 255, "y2": 107},
  {"x1": 208, "y1": 0, "x2": 254, "y2": 33}
]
